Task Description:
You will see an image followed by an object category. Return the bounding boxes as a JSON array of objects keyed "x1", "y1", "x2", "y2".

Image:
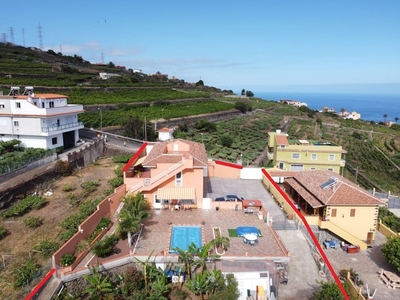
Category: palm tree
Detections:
[
  {"x1": 395, "y1": 117, "x2": 399, "y2": 123},
  {"x1": 185, "y1": 272, "x2": 211, "y2": 300},
  {"x1": 148, "y1": 275, "x2": 172, "y2": 300},
  {"x1": 172, "y1": 244, "x2": 195, "y2": 280},
  {"x1": 384, "y1": 114, "x2": 388, "y2": 122},
  {"x1": 117, "y1": 193, "x2": 151, "y2": 246},
  {"x1": 83, "y1": 266, "x2": 113, "y2": 300},
  {"x1": 191, "y1": 242, "x2": 220, "y2": 274},
  {"x1": 340, "y1": 107, "x2": 346, "y2": 116},
  {"x1": 212, "y1": 236, "x2": 230, "y2": 252}
]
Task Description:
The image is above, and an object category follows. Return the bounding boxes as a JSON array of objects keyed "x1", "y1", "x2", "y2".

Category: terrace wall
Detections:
[{"x1": 52, "y1": 184, "x2": 126, "y2": 273}]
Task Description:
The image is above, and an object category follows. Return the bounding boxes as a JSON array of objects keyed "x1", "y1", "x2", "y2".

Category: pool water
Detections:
[{"x1": 169, "y1": 226, "x2": 202, "y2": 253}]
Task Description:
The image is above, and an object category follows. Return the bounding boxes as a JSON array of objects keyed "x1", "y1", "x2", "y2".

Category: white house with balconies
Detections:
[{"x1": 0, "y1": 86, "x2": 84, "y2": 150}]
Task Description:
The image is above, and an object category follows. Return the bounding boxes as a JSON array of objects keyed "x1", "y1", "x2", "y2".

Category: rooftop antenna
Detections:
[
  {"x1": 9, "y1": 27, "x2": 14, "y2": 45},
  {"x1": 37, "y1": 22, "x2": 44, "y2": 50},
  {"x1": 22, "y1": 28, "x2": 25, "y2": 47}
]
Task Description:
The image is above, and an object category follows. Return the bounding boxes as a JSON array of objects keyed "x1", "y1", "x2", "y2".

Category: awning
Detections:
[
  {"x1": 157, "y1": 187, "x2": 195, "y2": 200},
  {"x1": 134, "y1": 156, "x2": 146, "y2": 166}
]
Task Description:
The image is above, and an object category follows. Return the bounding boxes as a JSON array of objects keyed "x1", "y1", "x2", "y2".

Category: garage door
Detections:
[{"x1": 290, "y1": 164, "x2": 304, "y2": 171}]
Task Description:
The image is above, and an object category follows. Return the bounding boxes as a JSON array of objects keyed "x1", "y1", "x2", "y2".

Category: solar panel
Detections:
[{"x1": 320, "y1": 177, "x2": 338, "y2": 189}]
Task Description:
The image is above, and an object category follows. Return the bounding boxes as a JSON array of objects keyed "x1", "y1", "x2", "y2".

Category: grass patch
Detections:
[{"x1": 228, "y1": 229, "x2": 263, "y2": 237}]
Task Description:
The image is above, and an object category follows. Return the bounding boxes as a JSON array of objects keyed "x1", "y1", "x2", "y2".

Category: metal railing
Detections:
[{"x1": 41, "y1": 121, "x2": 83, "y2": 132}]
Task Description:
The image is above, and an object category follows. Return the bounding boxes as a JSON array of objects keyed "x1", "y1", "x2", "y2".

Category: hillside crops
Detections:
[
  {"x1": 67, "y1": 88, "x2": 210, "y2": 105},
  {"x1": 79, "y1": 100, "x2": 234, "y2": 128}
]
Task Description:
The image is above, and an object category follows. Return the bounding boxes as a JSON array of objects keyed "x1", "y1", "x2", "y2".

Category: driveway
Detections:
[{"x1": 206, "y1": 177, "x2": 324, "y2": 299}]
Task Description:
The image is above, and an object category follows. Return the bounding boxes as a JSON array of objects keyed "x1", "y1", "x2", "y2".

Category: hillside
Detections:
[{"x1": 1, "y1": 44, "x2": 400, "y2": 193}]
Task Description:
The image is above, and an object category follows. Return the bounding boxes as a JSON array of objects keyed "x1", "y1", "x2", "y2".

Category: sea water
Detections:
[{"x1": 254, "y1": 92, "x2": 400, "y2": 123}]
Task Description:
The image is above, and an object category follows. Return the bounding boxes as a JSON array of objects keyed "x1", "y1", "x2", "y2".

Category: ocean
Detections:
[{"x1": 254, "y1": 92, "x2": 400, "y2": 123}]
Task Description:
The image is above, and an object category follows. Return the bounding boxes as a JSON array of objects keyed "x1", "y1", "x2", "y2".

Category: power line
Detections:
[
  {"x1": 37, "y1": 22, "x2": 44, "y2": 50},
  {"x1": 22, "y1": 28, "x2": 25, "y2": 47},
  {"x1": 9, "y1": 27, "x2": 14, "y2": 44}
]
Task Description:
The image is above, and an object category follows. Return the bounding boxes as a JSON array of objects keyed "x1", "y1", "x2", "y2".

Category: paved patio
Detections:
[{"x1": 134, "y1": 208, "x2": 288, "y2": 259}]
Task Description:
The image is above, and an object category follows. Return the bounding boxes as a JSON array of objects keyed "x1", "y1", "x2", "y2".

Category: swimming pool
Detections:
[{"x1": 169, "y1": 226, "x2": 202, "y2": 253}]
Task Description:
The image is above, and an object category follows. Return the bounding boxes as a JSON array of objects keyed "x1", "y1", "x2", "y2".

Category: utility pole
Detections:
[{"x1": 144, "y1": 117, "x2": 147, "y2": 141}]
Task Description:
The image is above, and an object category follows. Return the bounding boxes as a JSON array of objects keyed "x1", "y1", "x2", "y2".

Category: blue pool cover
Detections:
[
  {"x1": 169, "y1": 226, "x2": 202, "y2": 253},
  {"x1": 236, "y1": 226, "x2": 259, "y2": 236}
]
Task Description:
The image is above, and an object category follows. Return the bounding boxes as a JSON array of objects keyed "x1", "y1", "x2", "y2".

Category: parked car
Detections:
[
  {"x1": 226, "y1": 195, "x2": 244, "y2": 201},
  {"x1": 214, "y1": 195, "x2": 244, "y2": 201}
]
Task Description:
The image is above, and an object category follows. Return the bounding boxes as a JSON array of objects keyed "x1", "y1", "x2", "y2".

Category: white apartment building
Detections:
[{"x1": 0, "y1": 86, "x2": 84, "y2": 150}]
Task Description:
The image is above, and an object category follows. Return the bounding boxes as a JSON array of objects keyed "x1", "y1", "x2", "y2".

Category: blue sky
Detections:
[{"x1": 1, "y1": 0, "x2": 399, "y2": 94}]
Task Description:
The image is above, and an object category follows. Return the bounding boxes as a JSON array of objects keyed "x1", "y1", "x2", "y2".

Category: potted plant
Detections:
[{"x1": 135, "y1": 170, "x2": 142, "y2": 178}]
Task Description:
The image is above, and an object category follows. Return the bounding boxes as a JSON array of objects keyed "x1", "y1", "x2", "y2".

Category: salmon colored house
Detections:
[{"x1": 123, "y1": 139, "x2": 210, "y2": 210}]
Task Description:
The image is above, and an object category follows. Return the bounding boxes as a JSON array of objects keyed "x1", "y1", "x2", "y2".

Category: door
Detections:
[
  {"x1": 366, "y1": 232, "x2": 374, "y2": 245},
  {"x1": 154, "y1": 194, "x2": 162, "y2": 210}
]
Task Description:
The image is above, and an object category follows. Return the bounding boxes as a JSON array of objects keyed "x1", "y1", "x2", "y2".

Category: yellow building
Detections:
[
  {"x1": 267, "y1": 130, "x2": 346, "y2": 174},
  {"x1": 266, "y1": 169, "x2": 385, "y2": 249}
]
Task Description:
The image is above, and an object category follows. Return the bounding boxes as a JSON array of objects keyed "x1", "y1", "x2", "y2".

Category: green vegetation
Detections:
[
  {"x1": 87, "y1": 218, "x2": 111, "y2": 243},
  {"x1": 91, "y1": 234, "x2": 119, "y2": 258},
  {"x1": 62, "y1": 184, "x2": 75, "y2": 192},
  {"x1": 382, "y1": 236, "x2": 400, "y2": 272},
  {"x1": 379, "y1": 207, "x2": 400, "y2": 232},
  {"x1": 0, "y1": 226, "x2": 7, "y2": 240},
  {"x1": 60, "y1": 253, "x2": 75, "y2": 267},
  {"x1": 33, "y1": 240, "x2": 60, "y2": 259},
  {"x1": 11, "y1": 259, "x2": 41, "y2": 290},
  {"x1": 1, "y1": 195, "x2": 46, "y2": 218},
  {"x1": 23, "y1": 216, "x2": 42, "y2": 228}
]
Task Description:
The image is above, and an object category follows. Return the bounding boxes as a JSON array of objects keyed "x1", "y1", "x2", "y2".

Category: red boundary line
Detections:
[
  {"x1": 25, "y1": 268, "x2": 56, "y2": 300},
  {"x1": 215, "y1": 160, "x2": 243, "y2": 169},
  {"x1": 262, "y1": 169, "x2": 349, "y2": 300},
  {"x1": 122, "y1": 142, "x2": 148, "y2": 172}
]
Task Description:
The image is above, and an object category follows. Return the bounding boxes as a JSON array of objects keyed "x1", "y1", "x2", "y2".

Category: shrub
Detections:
[
  {"x1": 55, "y1": 160, "x2": 73, "y2": 176},
  {"x1": 11, "y1": 259, "x2": 41, "y2": 289},
  {"x1": 0, "y1": 226, "x2": 7, "y2": 240},
  {"x1": 76, "y1": 240, "x2": 91, "y2": 254},
  {"x1": 62, "y1": 184, "x2": 75, "y2": 192},
  {"x1": 60, "y1": 253, "x2": 75, "y2": 267},
  {"x1": 33, "y1": 240, "x2": 60, "y2": 258},
  {"x1": 23, "y1": 216, "x2": 42, "y2": 228},
  {"x1": 108, "y1": 177, "x2": 123, "y2": 188},
  {"x1": 91, "y1": 234, "x2": 119, "y2": 258},
  {"x1": 87, "y1": 218, "x2": 111, "y2": 243},
  {"x1": 113, "y1": 155, "x2": 132, "y2": 163},
  {"x1": 1, "y1": 195, "x2": 46, "y2": 218},
  {"x1": 80, "y1": 180, "x2": 99, "y2": 193}
]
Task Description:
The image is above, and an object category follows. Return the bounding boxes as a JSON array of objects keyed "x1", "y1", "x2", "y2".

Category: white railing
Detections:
[{"x1": 42, "y1": 121, "x2": 83, "y2": 132}]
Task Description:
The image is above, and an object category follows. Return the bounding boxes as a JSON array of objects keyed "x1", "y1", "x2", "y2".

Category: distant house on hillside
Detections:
[
  {"x1": 0, "y1": 86, "x2": 84, "y2": 150},
  {"x1": 99, "y1": 72, "x2": 121, "y2": 80},
  {"x1": 157, "y1": 127, "x2": 175, "y2": 141},
  {"x1": 322, "y1": 106, "x2": 336, "y2": 113},
  {"x1": 279, "y1": 100, "x2": 307, "y2": 107}
]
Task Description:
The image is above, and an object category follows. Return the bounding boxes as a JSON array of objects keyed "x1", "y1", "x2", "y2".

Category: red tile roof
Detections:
[
  {"x1": 142, "y1": 139, "x2": 208, "y2": 168},
  {"x1": 275, "y1": 135, "x2": 289, "y2": 145},
  {"x1": 285, "y1": 170, "x2": 384, "y2": 207},
  {"x1": 158, "y1": 127, "x2": 172, "y2": 133}
]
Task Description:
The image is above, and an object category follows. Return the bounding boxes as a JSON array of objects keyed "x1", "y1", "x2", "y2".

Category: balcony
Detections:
[{"x1": 42, "y1": 122, "x2": 84, "y2": 133}]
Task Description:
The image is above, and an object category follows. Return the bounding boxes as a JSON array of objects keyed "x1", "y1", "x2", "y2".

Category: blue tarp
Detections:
[{"x1": 236, "y1": 226, "x2": 259, "y2": 236}]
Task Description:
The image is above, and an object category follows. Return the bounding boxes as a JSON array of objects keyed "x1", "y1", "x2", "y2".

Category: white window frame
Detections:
[
  {"x1": 311, "y1": 153, "x2": 317, "y2": 160},
  {"x1": 292, "y1": 153, "x2": 300, "y2": 159},
  {"x1": 175, "y1": 172, "x2": 182, "y2": 187},
  {"x1": 13, "y1": 121, "x2": 19, "y2": 126},
  {"x1": 328, "y1": 154, "x2": 335, "y2": 161}
]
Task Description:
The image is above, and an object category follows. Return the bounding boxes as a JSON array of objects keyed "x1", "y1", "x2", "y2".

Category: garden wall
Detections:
[
  {"x1": 52, "y1": 184, "x2": 126, "y2": 273},
  {"x1": 377, "y1": 220, "x2": 399, "y2": 238}
]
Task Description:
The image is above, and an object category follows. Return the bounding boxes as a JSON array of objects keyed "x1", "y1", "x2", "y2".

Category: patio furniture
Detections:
[
  {"x1": 346, "y1": 245, "x2": 360, "y2": 254},
  {"x1": 243, "y1": 238, "x2": 248, "y2": 244},
  {"x1": 379, "y1": 269, "x2": 400, "y2": 289}
]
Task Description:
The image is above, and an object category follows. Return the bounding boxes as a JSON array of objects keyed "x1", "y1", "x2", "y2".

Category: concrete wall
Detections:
[
  {"x1": 52, "y1": 184, "x2": 126, "y2": 272},
  {"x1": 377, "y1": 220, "x2": 399, "y2": 238},
  {"x1": 67, "y1": 140, "x2": 104, "y2": 168},
  {"x1": 240, "y1": 167, "x2": 262, "y2": 180},
  {"x1": 209, "y1": 160, "x2": 242, "y2": 179}
]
